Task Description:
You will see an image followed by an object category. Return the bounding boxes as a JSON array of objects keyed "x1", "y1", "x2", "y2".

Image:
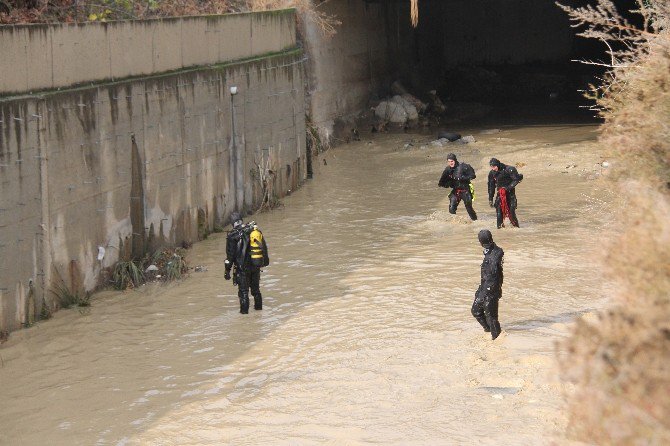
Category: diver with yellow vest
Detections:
[
  {"x1": 438, "y1": 153, "x2": 478, "y2": 220},
  {"x1": 224, "y1": 212, "x2": 270, "y2": 314}
]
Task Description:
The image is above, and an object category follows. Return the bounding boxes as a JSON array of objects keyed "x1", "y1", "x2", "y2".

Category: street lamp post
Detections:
[
  {"x1": 230, "y1": 86, "x2": 238, "y2": 151},
  {"x1": 229, "y1": 86, "x2": 243, "y2": 211}
]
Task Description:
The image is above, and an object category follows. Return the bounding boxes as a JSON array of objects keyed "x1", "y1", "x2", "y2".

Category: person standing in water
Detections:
[
  {"x1": 224, "y1": 212, "x2": 269, "y2": 314},
  {"x1": 472, "y1": 229, "x2": 504, "y2": 340},
  {"x1": 438, "y1": 153, "x2": 478, "y2": 220},
  {"x1": 488, "y1": 158, "x2": 523, "y2": 228}
]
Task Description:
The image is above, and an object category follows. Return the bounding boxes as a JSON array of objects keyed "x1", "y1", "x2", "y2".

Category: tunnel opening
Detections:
[{"x1": 375, "y1": 0, "x2": 642, "y2": 126}]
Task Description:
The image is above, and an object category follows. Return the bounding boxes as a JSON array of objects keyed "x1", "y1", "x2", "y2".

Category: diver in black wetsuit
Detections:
[
  {"x1": 488, "y1": 158, "x2": 523, "y2": 228},
  {"x1": 224, "y1": 213, "x2": 269, "y2": 314},
  {"x1": 472, "y1": 229, "x2": 504, "y2": 340},
  {"x1": 438, "y1": 153, "x2": 478, "y2": 220}
]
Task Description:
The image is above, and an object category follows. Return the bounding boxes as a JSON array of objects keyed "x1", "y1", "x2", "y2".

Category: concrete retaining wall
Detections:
[
  {"x1": 0, "y1": 10, "x2": 296, "y2": 96},
  {"x1": 302, "y1": 0, "x2": 392, "y2": 141},
  {"x1": 0, "y1": 16, "x2": 306, "y2": 334}
]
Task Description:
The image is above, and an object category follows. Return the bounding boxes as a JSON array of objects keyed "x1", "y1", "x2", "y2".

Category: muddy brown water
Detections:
[{"x1": 0, "y1": 124, "x2": 611, "y2": 445}]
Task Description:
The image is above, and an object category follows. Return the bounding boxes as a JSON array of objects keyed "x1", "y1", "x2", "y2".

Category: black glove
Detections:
[
  {"x1": 224, "y1": 259, "x2": 232, "y2": 280},
  {"x1": 489, "y1": 200, "x2": 494, "y2": 208}
]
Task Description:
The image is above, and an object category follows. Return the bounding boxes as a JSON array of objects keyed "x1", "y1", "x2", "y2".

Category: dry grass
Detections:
[
  {"x1": 1, "y1": 0, "x2": 341, "y2": 35},
  {"x1": 562, "y1": 191, "x2": 670, "y2": 444},
  {"x1": 246, "y1": 0, "x2": 340, "y2": 36},
  {"x1": 410, "y1": 0, "x2": 417, "y2": 27},
  {"x1": 0, "y1": 0, "x2": 237, "y2": 23},
  {"x1": 558, "y1": 1, "x2": 670, "y2": 444}
]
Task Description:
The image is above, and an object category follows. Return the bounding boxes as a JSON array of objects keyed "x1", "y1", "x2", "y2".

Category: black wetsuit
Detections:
[
  {"x1": 487, "y1": 163, "x2": 523, "y2": 228},
  {"x1": 472, "y1": 243, "x2": 504, "y2": 340},
  {"x1": 225, "y1": 227, "x2": 263, "y2": 313},
  {"x1": 438, "y1": 162, "x2": 478, "y2": 220}
]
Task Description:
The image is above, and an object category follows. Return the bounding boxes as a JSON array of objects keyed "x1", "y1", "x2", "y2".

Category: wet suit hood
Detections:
[
  {"x1": 478, "y1": 229, "x2": 494, "y2": 249},
  {"x1": 230, "y1": 212, "x2": 243, "y2": 228}
]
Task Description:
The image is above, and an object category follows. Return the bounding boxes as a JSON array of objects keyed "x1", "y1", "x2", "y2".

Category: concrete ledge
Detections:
[{"x1": 0, "y1": 10, "x2": 296, "y2": 96}]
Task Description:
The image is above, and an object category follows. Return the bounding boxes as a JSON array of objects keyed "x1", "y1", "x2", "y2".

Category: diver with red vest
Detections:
[
  {"x1": 224, "y1": 212, "x2": 270, "y2": 314},
  {"x1": 487, "y1": 158, "x2": 523, "y2": 228},
  {"x1": 438, "y1": 153, "x2": 478, "y2": 221}
]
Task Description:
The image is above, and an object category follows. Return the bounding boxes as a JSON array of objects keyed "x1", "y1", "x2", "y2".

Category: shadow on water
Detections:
[
  {"x1": 506, "y1": 309, "x2": 596, "y2": 332},
  {"x1": 525, "y1": 213, "x2": 580, "y2": 226},
  {"x1": 478, "y1": 386, "x2": 522, "y2": 395}
]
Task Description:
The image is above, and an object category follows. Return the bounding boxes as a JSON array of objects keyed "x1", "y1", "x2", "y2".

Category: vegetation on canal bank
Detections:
[
  {"x1": 39, "y1": 246, "x2": 190, "y2": 322},
  {"x1": 110, "y1": 247, "x2": 189, "y2": 291},
  {"x1": 0, "y1": 0, "x2": 339, "y2": 35},
  {"x1": 558, "y1": 1, "x2": 670, "y2": 443}
]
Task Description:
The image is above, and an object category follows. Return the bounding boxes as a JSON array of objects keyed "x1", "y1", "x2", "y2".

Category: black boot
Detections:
[
  {"x1": 510, "y1": 208, "x2": 520, "y2": 228},
  {"x1": 238, "y1": 273, "x2": 250, "y2": 314},
  {"x1": 239, "y1": 294, "x2": 249, "y2": 314},
  {"x1": 253, "y1": 294, "x2": 262, "y2": 311},
  {"x1": 490, "y1": 320, "x2": 501, "y2": 340},
  {"x1": 484, "y1": 297, "x2": 501, "y2": 339},
  {"x1": 466, "y1": 205, "x2": 478, "y2": 221},
  {"x1": 472, "y1": 312, "x2": 490, "y2": 332}
]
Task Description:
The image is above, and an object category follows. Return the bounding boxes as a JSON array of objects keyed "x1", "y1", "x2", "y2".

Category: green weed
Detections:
[
  {"x1": 111, "y1": 260, "x2": 145, "y2": 290},
  {"x1": 52, "y1": 281, "x2": 91, "y2": 309}
]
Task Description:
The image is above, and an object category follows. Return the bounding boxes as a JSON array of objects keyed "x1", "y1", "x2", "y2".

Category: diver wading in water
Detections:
[
  {"x1": 472, "y1": 230, "x2": 504, "y2": 340},
  {"x1": 488, "y1": 158, "x2": 523, "y2": 228},
  {"x1": 438, "y1": 153, "x2": 478, "y2": 220},
  {"x1": 224, "y1": 212, "x2": 270, "y2": 314}
]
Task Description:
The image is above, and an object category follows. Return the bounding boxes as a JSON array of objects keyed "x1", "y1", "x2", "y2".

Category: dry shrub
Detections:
[
  {"x1": 410, "y1": 0, "x2": 417, "y2": 27},
  {"x1": 599, "y1": 32, "x2": 670, "y2": 183},
  {"x1": 562, "y1": 190, "x2": 670, "y2": 444},
  {"x1": 246, "y1": 0, "x2": 340, "y2": 36},
  {"x1": 1, "y1": 0, "x2": 341, "y2": 37},
  {"x1": 0, "y1": 0, "x2": 238, "y2": 23},
  {"x1": 558, "y1": 1, "x2": 670, "y2": 444}
]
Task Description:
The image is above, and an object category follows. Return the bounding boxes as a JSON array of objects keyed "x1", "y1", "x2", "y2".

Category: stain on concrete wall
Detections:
[
  {"x1": 0, "y1": 97, "x2": 47, "y2": 323},
  {"x1": 0, "y1": 49, "x2": 306, "y2": 333}
]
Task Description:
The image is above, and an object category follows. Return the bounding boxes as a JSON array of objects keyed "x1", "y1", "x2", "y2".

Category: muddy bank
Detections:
[{"x1": 0, "y1": 124, "x2": 610, "y2": 445}]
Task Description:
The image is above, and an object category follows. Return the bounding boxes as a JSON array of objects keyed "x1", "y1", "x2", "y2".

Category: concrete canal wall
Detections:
[{"x1": 302, "y1": 0, "x2": 393, "y2": 141}]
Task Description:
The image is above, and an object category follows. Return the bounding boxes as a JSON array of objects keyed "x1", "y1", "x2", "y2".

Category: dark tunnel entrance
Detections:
[{"x1": 378, "y1": 0, "x2": 641, "y2": 126}]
